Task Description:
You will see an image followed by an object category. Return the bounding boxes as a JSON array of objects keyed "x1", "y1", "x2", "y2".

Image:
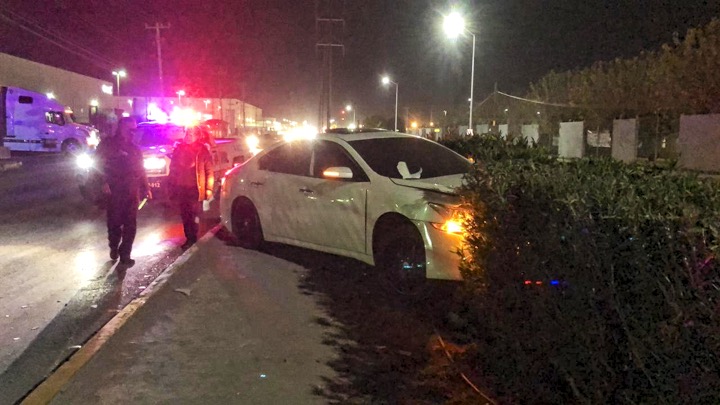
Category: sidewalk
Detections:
[{"x1": 30, "y1": 234, "x2": 338, "y2": 404}]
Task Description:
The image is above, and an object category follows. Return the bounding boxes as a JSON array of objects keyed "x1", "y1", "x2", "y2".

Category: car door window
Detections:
[
  {"x1": 311, "y1": 140, "x2": 368, "y2": 181},
  {"x1": 259, "y1": 142, "x2": 312, "y2": 176}
]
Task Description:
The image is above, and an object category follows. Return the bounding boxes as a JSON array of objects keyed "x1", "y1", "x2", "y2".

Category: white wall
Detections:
[
  {"x1": 521, "y1": 124, "x2": 539, "y2": 144},
  {"x1": 559, "y1": 121, "x2": 584, "y2": 158},
  {"x1": 678, "y1": 114, "x2": 720, "y2": 172},
  {"x1": 611, "y1": 119, "x2": 638, "y2": 163}
]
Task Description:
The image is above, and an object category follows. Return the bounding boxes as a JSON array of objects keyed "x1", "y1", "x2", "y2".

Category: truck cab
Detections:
[{"x1": 1, "y1": 87, "x2": 99, "y2": 153}]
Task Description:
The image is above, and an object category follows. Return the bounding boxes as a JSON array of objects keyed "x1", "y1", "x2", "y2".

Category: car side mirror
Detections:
[{"x1": 322, "y1": 166, "x2": 353, "y2": 179}]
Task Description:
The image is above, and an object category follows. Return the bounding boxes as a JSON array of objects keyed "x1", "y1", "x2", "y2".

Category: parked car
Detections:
[{"x1": 219, "y1": 129, "x2": 472, "y2": 292}]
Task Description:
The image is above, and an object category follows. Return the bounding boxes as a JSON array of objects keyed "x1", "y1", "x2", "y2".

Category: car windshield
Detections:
[
  {"x1": 135, "y1": 125, "x2": 184, "y2": 147},
  {"x1": 348, "y1": 137, "x2": 471, "y2": 179}
]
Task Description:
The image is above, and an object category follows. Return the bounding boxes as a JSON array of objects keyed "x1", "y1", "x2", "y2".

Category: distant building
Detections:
[{"x1": 0, "y1": 52, "x2": 262, "y2": 135}]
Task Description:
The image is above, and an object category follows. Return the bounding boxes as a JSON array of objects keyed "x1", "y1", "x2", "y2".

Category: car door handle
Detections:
[
  {"x1": 299, "y1": 187, "x2": 314, "y2": 193},
  {"x1": 250, "y1": 181, "x2": 264, "y2": 187}
]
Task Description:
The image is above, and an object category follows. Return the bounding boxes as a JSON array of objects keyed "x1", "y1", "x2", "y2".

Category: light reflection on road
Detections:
[{"x1": 72, "y1": 250, "x2": 98, "y2": 287}]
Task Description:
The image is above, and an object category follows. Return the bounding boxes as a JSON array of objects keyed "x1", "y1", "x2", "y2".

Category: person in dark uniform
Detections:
[
  {"x1": 96, "y1": 117, "x2": 150, "y2": 266},
  {"x1": 168, "y1": 126, "x2": 214, "y2": 249}
]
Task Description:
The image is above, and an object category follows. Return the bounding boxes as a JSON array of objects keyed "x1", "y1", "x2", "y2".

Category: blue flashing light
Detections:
[{"x1": 550, "y1": 280, "x2": 560, "y2": 286}]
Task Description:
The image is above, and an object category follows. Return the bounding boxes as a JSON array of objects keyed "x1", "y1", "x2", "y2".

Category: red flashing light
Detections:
[{"x1": 524, "y1": 280, "x2": 532, "y2": 285}]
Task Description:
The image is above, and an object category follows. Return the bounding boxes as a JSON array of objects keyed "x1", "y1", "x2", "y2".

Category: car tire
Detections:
[
  {"x1": 231, "y1": 198, "x2": 264, "y2": 249},
  {"x1": 61, "y1": 139, "x2": 82, "y2": 155},
  {"x1": 376, "y1": 223, "x2": 427, "y2": 295}
]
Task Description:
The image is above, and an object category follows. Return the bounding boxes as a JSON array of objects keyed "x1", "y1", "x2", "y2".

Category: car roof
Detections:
[
  {"x1": 320, "y1": 129, "x2": 421, "y2": 143},
  {"x1": 137, "y1": 122, "x2": 182, "y2": 128}
]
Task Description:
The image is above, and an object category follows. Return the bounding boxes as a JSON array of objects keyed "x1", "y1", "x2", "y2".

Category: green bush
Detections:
[{"x1": 445, "y1": 136, "x2": 720, "y2": 403}]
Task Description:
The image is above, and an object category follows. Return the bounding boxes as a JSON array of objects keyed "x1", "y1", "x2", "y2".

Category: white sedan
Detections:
[{"x1": 219, "y1": 130, "x2": 471, "y2": 290}]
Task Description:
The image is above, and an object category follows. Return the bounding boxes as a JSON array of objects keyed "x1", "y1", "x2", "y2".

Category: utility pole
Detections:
[
  {"x1": 145, "y1": 23, "x2": 170, "y2": 106},
  {"x1": 316, "y1": 0, "x2": 345, "y2": 131}
]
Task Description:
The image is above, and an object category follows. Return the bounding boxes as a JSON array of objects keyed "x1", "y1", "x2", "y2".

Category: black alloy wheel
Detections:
[
  {"x1": 231, "y1": 198, "x2": 264, "y2": 249},
  {"x1": 377, "y1": 225, "x2": 427, "y2": 296}
]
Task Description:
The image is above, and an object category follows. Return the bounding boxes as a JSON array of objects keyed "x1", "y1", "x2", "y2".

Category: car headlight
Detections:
[
  {"x1": 143, "y1": 156, "x2": 167, "y2": 170},
  {"x1": 245, "y1": 135, "x2": 263, "y2": 155},
  {"x1": 76, "y1": 153, "x2": 94, "y2": 170},
  {"x1": 86, "y1": 130, "x2": 100, "y2": 147},
  {"x1": 428, "y1": 203, "x2": 467, "y2": 235}
]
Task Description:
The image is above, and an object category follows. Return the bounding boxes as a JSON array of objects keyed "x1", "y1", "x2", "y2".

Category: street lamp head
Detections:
[
  {"x1": 345, "y1": 104, "x2": 352, "y2": 111},
  {"x1": 381, "y1": 76, "x2": 390, "y2": 85},
  {"x1": 112, "y1": 70, "x2": 127, "y2": 78},
  {"x1": 443, "y1": 11, "x2": 465, "y2": 39},
  {"x1": 177, "y1": 90, "x2": 185, "y2": 96}
]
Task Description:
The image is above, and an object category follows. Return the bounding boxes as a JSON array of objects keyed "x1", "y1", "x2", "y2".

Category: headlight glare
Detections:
[
  {"x1": 76, "y1": 153, "x2": 94, "y2": 169},
  {"x1": 86, "y1": 130, "x2": 100, "y2": 147},
  {"x1": 144, "y1": 156, "x2": 167, "y2": 170}
]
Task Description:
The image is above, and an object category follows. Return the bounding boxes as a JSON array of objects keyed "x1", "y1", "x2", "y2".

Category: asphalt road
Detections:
[{"x1": 0, "y1": 153, "x2": 211, "y2": 404}]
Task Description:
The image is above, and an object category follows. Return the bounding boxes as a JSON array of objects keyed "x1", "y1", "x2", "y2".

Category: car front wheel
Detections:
[
  {"x1": 376, "y1": 224, "x2": 427, "y2": 295},
  {"x1": 231, "y1": 198, "x2": 264, "y2": 249},
  {"x1": 62, "y1": 139, "x2": 82, "y2": 155}
]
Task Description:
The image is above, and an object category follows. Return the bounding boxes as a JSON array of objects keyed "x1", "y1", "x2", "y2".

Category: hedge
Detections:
[{"x1": 442, "y1": 135, "x2": 720, "y2": 403}]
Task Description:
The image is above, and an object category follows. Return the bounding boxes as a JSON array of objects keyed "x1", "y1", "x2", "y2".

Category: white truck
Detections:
[{"x1": 0, "y1": 86, "x2": 99, "y2": 153}]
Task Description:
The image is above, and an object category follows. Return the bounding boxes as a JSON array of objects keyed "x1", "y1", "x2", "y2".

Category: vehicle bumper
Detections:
[
  {"x1": 147, "y1": 176, "x2": 171, "y2": 200},
  {"x1": 416, "y1": 221, "x2": 466, "y2": 280}
]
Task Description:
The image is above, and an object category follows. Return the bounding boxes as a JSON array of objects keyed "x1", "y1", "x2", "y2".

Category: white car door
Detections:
[
  {"x1": 251, "y1": 141, "x2": 313, "y2": 241},
  {"x1": 292, "y1": 140, "x2": 368, "y2": 254}
]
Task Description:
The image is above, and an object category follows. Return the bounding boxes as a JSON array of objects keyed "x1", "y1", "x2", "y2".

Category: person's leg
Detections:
[
  {"x1": 106, "y1": 197, "x2": 122, "y2": 260},
  {"x1": 177, "y1": 187, "x2": 199, "y2": 247},
  {"x1": 118, "y1": 194, "x2": 138, "y2": 262}
]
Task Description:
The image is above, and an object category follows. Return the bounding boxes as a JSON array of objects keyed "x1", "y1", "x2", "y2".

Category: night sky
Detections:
[{"x1": 1, "y1": 0, "x2": 718, "y2": 123}]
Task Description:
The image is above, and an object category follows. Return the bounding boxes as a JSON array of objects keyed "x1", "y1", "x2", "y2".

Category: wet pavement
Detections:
[
  {"x1": 43, "y1": 234, "x2": 338, "y2": 405},
  {"x1": 0, "y1": 153, "x2": 212, "y2": 403}
]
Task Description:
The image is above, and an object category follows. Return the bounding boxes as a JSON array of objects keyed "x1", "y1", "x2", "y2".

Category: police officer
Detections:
[
  {"x1": 96, "y1": 117, "x2": 149, "y2": 266},
  {"x1": 168, "y1": 126, "x2": 214, "y2": 249}
]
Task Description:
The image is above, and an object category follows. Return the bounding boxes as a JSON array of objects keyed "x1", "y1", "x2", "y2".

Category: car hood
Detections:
[
  {"x1": 141, "y1": 144, "x2": 175, "y2": 155},
  {"x1": 389, "y1": 173, "x2": 465, "y2": 195},
  {"x1": 69, "y1": 123, "x2": 94, "y2": 132}
]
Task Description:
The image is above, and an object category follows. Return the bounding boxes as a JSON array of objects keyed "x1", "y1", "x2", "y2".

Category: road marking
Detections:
[{"x1": 21, "y1": 225, "x2": 222, "y2": 405}]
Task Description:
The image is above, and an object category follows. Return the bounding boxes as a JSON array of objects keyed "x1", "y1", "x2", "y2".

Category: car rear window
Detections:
[{"x1": 347, "y1": 137, "x2": 471, "y2": 179}]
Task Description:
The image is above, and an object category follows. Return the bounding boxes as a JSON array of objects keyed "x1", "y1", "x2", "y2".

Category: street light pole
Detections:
[
  {"x1": 381, "y1": 76, "x2": 398, "y2": 131},
  {"x1": 346, "y1": 104, "x2": 357, "y2": 127},
  {"x1": 443, "y1": 11, "x2": 477, "y2": 136},
  {"x1": 469, "y1": 31, "x2": 475, "y2": 133},
  {"x1": 112, "y1": 70, "x2": 126, "y2": 96},
  {"x1": 394, "y1": 83, "x2": 398, "y2": 131}
]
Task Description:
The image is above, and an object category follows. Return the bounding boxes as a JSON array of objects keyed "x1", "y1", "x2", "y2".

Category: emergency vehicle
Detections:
[
  {"x1": 0, "y1": 86, "x2": 99, "y2": 153},
  {"x1": 77, "y1": 120, "x2": 249, "y2": 203},
  {"x1": 137, "y1": 122, "x2": 249, "y2": 199}
]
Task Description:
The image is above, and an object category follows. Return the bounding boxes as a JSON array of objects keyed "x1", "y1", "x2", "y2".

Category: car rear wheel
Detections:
[
  {"x1": 231, "y1": 198, "x2": 264, "y2": 249},
  {"x1": 376, "y1": 224, "x2": 427, "y2": 295}
]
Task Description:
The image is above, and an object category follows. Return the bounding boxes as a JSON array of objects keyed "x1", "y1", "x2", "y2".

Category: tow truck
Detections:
[{"x1": 77, "y1": 120, "x2": 250, "y2": 203}]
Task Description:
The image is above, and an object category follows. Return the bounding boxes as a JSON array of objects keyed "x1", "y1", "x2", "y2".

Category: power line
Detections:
[
  {"x1": 494, "y1": 90, "x2": 585, "y2": 108},
  {"x1": 0, "y1": 6, "x2": 118, "y2": 69}
]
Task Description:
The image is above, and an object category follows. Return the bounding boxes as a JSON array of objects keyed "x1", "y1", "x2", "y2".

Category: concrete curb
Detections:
[{"x1": 20, "y1": 225, "x2": 222, "y2": 405}]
